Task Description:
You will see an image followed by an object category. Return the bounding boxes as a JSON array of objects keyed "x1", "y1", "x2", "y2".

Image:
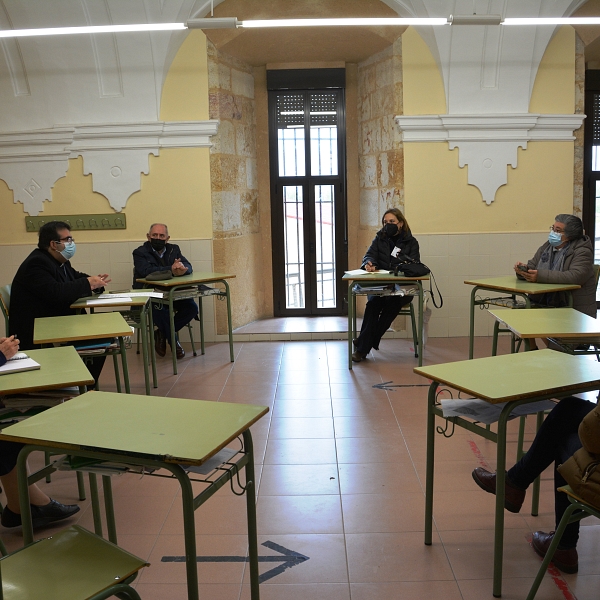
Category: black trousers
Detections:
[
  {"x1": 152, "y1": 299, "x2": 198, "y2": 340},
  {"x1": 355, "y1": 295, "x2": 413, "y2": 355},
  {"x1": 508, "y1": 396, "x2": 595, "y2": 548}
]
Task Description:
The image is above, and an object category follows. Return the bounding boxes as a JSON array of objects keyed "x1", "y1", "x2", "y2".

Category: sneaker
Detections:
[{"x1": 1, "y1": 499, "x2": 80, "y2": 529}]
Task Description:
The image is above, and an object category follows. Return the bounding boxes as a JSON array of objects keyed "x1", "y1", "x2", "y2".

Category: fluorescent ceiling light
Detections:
[
  {"x1": 504, "y1": 17, "x2": 600, "y2": 25},
  {"x1": 0, "y1": 23, "x2": 185, "y2": 38},
  {"x1": 240, "y1": 18, "x2": 447, "y2": 27}
]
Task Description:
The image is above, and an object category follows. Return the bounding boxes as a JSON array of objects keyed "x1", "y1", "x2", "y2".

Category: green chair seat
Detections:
[{"x1": 0, "y1": 525, "x2": 147, "y2": 600}]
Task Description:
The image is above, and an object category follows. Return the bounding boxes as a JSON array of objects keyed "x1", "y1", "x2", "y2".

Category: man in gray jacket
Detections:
[{"x1": 515, "y1": 214, "x2": 596, "y2": 318}]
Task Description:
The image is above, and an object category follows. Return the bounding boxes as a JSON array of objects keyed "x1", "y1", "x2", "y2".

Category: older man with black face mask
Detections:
[{"x1": 132, "y1": 223, "x2": 198, "y2": 359}]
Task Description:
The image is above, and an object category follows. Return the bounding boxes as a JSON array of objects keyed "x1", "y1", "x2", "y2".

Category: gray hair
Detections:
[
  {"x1": 149, "y1": 223, "x2": 169, "y2": 236},
  {"x1": 555, "y1": 214, "x2": 584, "y2": 240}
]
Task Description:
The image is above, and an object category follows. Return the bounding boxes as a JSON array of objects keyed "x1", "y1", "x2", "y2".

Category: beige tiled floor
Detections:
[{"x1": 2, "y1": 335, "x2": 600, "y2": 600}]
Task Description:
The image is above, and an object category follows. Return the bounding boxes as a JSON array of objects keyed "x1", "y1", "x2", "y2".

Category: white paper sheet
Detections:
[
  {"x1": 440, "y1": 398, "x2": 557, "y2": 425},
  {"x1": 345, "y1": 269, "x2": 390, "y2": 276}
]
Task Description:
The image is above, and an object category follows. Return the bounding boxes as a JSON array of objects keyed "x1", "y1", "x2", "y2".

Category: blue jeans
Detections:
[
  {"x1": 508, "y1": 396, "x2": 595, "y2": 548},
  {"x1": 152, "y1": 299, "x2": 198, "y2": 341}
]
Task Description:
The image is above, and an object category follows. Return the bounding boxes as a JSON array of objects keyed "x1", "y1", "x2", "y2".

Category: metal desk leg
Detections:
[
  {"x1": 118, "y1": 337, "x2": 131, "y2": 394},
  {"x1": 168, "y1": 291, "x2": 178, "y2": 375},
  {"x1": 198, "y1": 295, "x2": 205, "y2": 355},
  {"x1": 163, "y1": 464, "x2": 199, "y2": 600},
  {"x1": 469, "y1": 286, "x2": 479, "y2": 359},
  {"x1": 243, "y1": 430, "x2": 260, "y2": 600},
  {"x1": 348, "y1": 282, "x2": 354, "y2": 370},
  {"x1": 530, "y1": 411, "x2": 545, "y2": 517},
  {"x1": 17, "y1": 446, "x2": 35, "y2": 546},
  {"x1": 417, "y1": 281, "x2": 424, "y2": 367},
  {"x1": 493, "y1": 403, "x2": 515, "y2": 598},
  {"x1": 492, "y1": 321, "x2": 500, "y2": 356},
  {"x1": 139, "y1": 306, "x2": 151, "y2": 395},
  {"x1": 223, "y1": 280, "x2": 234, "y2": 363},
  {"x1": 89, "y1": 473, "x2": 103, "y2": 537},
  {"x1": 148, "y1": 304, "x2": 157, "y2": 388},
  {"x1": 424, "y1": 381, "x2": 439, "y2": 545},
  {"x1": 102, "y1": 474, "x2": 117, "y2": 544}
]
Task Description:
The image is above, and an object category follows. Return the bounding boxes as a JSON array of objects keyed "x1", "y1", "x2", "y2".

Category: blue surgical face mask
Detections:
[
  {"x1": 548, "y1": 231, "x2": 564, "y2": 247},
  {"x1": 59, "y1": 241, "x2": 76, "y2": 260}
]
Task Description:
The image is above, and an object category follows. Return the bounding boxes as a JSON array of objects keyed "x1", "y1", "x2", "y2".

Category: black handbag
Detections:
[{"x1": 395, "y1": 254, "x2": 443, "y2": 308}]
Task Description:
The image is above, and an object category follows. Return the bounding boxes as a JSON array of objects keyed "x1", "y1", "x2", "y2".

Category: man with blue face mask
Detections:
[
  {"x1": 514, "y1": 214, "x2": 596, "y2": 319},
  {"x1": 9, "y1": 221, "x2": 110, "y2": 351}
]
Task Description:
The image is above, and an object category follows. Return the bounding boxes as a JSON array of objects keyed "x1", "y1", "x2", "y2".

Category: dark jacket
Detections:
[
  {"x1": 9, "y1": 248, "x2": 94, "y2": 350},
  {"x1": 520, "y1": 236, "x2": 596, "y2": 317},
  {"x1": 361, "y1": 229, "x2": 420, "y2": 271},
  {"x1": 132, "y1": 241, "x2": 193, "y2": 288}
]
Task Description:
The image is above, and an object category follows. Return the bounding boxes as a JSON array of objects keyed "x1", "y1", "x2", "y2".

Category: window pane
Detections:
[
  {"x1": 277, "y1": 94, "x2": 305, "y2": 177},
  {"x1": 283, "y1": 186, "x2": 305, "y2": 308},
  {"x1": 310, "y1": 92, "x2": 338, "y2": 176},
  {"x1": 315, "y1": 185, "x2": 336, "y2": 308},
  {"x1": 596, "y1": 181, "x2": 600, "y2": 302}
]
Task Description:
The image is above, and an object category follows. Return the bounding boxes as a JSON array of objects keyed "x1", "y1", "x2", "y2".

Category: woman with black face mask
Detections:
[{"x1": 352, "y1": 208, "x2": 420, "y2": 362}]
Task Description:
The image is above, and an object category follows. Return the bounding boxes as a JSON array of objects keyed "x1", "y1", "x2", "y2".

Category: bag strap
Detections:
[
  {"x1": 398, "y1": 253, "x2": 443, "y2": 309},
  {"x1": 417, "y1": 262, "x2": 443, "y2": 309}
]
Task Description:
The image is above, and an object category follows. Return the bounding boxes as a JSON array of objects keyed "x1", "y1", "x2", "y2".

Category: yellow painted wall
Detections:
[
  {"x1": 530, "y1": 26, "x2": 575, "y2": 114},
  {"x1": 402, "y1": 27, "x2": 576, "y2": 234},
  {"x1": 402, "y1": 27, "x2": 446, "y2": 116},
  {"x1": 405, "y1": 142, "x2": 574, "y2": 234},
  {"x1": 0, "y1": 30, "x2": 212, "y2": 245}
]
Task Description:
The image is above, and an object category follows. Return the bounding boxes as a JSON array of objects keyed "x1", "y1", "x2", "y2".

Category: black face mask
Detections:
[
  {"x1": 383, "y1": 223, "x2": 399, "y2": 237},
  {"x1": 150, "y1": 238, "x2": 166, "y2": 252}
]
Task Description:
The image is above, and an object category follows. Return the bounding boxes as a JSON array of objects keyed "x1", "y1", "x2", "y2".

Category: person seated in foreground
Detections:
[
  {"x1": 9, "y1": 221, "x2": 110, "y2": 383},
  {"x1": 472, "y1": 396, "x2": 594, "y2": 574},
  {"x1": 514, "y1": 214, "x2": 595, "y2": 349},
  {"x1": 352, "y1": 208, "x2": 420, "y2": 363},
  {"x1": 0, "y1": 336, "x2": 79, "y2": 529},
  {"x1": 132, "y1": 223, "x2": 198, "y2": 360}
]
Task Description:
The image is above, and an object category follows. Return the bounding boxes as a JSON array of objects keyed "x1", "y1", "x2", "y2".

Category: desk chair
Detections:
[
  {"x1": 0, "y1": 284, "x2": 87, "y2": 498},
  {"x1": 545, "y1": 264, "x2": 600, "y2": 360},
  {"x1": 0, "y1": 525, "x2": 147, "y2": 600},
  {"x1": 131, "y1": 268, "x2": 197, "y2": 358},
  {"x1": 0, "y1": 286, "x2": 10, "y2": 336},
  {"x1": 352, "y1": 284, "x2": 420, "y2": 358},
  {"x1": 526, "y1": 486, "x2": 600, "y2": 600}
]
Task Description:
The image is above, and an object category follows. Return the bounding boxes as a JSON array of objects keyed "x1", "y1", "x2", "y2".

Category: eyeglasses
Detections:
[
  {"x1": 549, "y1": 226, "x2": 565, "y2": 234},
  {"x1": 56, "y1": 236, "x2": 75, "y2": 243}
]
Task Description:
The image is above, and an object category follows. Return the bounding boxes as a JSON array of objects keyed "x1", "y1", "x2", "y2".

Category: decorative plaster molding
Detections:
[
  {"x1": 0, "y1": 120, "x2": 219, "y2": 214},
  {"x1": 395, "y1": 114, "x2": 585, "y2": 204}
]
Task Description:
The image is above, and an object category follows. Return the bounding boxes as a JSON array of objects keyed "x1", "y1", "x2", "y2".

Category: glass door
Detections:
[{"x1": 270, "y1": 88, "x2": 347, "y2": 316}]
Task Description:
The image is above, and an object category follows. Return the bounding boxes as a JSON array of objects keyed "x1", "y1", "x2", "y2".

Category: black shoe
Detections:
[
  {"x1": 175, "y1": 340, "x2": 185, "y2": 360},
  {"x1": 352, "y1": 351, "x2": 366, "y2": 362},
  {"x1": 1, "y1": 499, "x2": 80, "y2": 529},
  {"x1": 154, "y1": 329, "x2": 166, "y2": 358},
  {"x1": 532, "y1": 531, "x2": 578, "y2": 574},
  {"x1": 472, "y1": 467, "x2": 526, "y2": 513}
]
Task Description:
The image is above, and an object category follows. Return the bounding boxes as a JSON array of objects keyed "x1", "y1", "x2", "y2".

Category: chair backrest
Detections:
[{"x1": 0, "y1": 284, "x2": 10, "y2": 334}]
